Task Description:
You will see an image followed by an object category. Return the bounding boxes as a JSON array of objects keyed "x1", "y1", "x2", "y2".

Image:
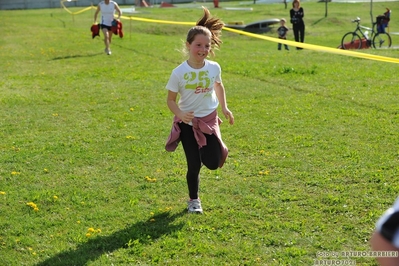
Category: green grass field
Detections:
[{"x1": 1, "y1": 1, "x2": 399, "y2": 265}]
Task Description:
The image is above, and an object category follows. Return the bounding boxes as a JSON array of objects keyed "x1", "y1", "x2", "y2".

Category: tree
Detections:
[{"x1": 325, "y1": 0, "x2": 328, "y2": 17}]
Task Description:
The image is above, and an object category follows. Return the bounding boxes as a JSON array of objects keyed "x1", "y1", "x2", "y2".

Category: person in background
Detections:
[
  {"x1": 94, "y1": 0, "x2": 122, "y2": 55},
  {"x1": 376, "y1": 8, "x2": 391, "y2": 33},
  {"x1": 370, "y1": 196, "x2": 399, "y2": 266},
  {"x1": 290, "y1": 0, "x2": 305, "y2": 50},
  {"x1": 277, "y1": 18, "x2": 289, "y2": 51},
  {"x1": 165, "y1": 7, "x2": 234, "y2": 214}
]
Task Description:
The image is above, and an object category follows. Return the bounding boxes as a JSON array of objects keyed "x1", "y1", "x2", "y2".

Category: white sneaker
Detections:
[
  {"x1": 107, "y1": 49, "x2": 111, "y2": 55},
  {"x1": 187, "y1": 199, "x2": 203, "y2": 214},
  {"x1": 104, "y1": 48, "x2": 111, "y2": 55}
]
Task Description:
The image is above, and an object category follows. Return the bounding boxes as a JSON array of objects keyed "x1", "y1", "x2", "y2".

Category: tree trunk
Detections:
[{"x1": 325, "y1": 0, "x2": 328, "y2": 17}]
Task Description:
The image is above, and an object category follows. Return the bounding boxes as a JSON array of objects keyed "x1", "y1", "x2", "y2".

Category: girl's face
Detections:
[
  {"x1": 294, "y1": 2, "x2": 299, "y2": 8},
  {"x1": 186, "y1": 34, "x2": 211, "y2": 63}
]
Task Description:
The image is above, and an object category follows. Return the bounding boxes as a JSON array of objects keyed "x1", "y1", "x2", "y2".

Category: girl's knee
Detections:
[{"x1": 203, "y1": 159, "x2": 220, "y2": 170}]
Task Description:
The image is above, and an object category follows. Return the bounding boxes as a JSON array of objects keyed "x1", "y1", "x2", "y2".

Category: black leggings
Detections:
[
  {"x1": 293, "y1": 23, "x2": 305, "y2": 43},
  {"x1": 179, "y1": 122, "x2": 222, "y2": 199}
]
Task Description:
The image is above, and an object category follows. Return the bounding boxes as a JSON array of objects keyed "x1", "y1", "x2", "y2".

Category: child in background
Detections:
[
  {"x1": 376, "y1": 8, "x2": 391, "y2": 33},
  {"x1": 165, "y1": 7, "x2": 234, "y2": 214},
  {"x1": 277, "y1": 18, "x2": 289, "y2": 50}
]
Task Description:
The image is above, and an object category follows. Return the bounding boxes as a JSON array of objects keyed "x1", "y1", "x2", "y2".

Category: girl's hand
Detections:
[
  {"x1": 222, "y1": 108, "x2": 234, "y2": 125},
  {"x1": 179, "y1": 111, "x2": 194, "y2": 124}
]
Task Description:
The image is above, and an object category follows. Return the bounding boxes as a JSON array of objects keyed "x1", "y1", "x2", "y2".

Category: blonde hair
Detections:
[{"x1": 185, "y1": 7, "x2": 224, "y2": 56}]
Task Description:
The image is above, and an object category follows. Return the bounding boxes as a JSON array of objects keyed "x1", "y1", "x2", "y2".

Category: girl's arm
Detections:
[
  {"x1": 94, "y1": 5, "x2": 100, "y2": 23},
  {"x1": 214, "y1": 82, "x2": 234, "y2": 125},
  {"x1": 114, "y1": 3, "x2": 122, "y2": 20},
  {"x1": 166, "y1": 90, "x2": 194, "y2": 124},
  {"x1": 371, "y1": 231, "x2": 399, "y2": 266}
]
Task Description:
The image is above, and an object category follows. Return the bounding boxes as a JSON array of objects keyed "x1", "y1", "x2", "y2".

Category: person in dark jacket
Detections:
[{"x1": 290, "y1": 0, "x2": 305, "y2": 50}]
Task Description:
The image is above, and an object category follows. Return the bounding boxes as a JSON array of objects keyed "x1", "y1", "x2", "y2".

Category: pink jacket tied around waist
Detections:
[{"x1": 165, "y1": 110, "x2": 228, "y2": 168}]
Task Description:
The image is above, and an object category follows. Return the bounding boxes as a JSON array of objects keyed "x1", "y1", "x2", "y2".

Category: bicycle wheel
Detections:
[
  {"x1": 341, "y1": 32, "x2": 362, "y2": 50},
  {"x1": 372, "y1": 33, "x2": 392, "y2": 49}
]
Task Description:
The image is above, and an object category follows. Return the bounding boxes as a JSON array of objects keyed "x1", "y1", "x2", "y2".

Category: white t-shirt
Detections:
[
  {"x1": 166, "y1": 59, "x2": 222, "y2": 118},
  {"x1": 99, "y1": 1, "x2": 116, "y2": 26},
  {"x1": 376, "y1": 196, "x2": 399, "y2": 248}
]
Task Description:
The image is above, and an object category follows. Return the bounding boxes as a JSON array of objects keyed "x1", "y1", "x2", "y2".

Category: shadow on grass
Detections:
[
  {"x1": 51, "y1": 53, "x2": 103, "y2": 60},
  {"x1": 36, "y1": 210, "x2": 186, "y2": 266},
  {"x1": 311, "y1": 17, "x2": 326, "y2": 26}
]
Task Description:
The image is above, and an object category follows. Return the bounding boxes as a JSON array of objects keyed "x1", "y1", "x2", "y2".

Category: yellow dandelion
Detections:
[
  {"x1": 53, "y1": 195, "x2": 58, "y2": 200},
  {"x1": 129, "y1": 107, "x2": 134, "y2": 111},
  {"x1": 150, "y1": 212, "x2": 154, "y2": 216},
  {"x1": 0, "y1": 191, "x2": 5, "y2": 195},
  {"x1": 32, "y1": 252, "x2": 37, "y2": 256},
  {"x1": 26, "y1": 202, "x2": 37, "y2": 208},
  {"x1": 28, "y1": 247, "x2": 33, "y2": 251},
  {"x1": 145, "y1": 176, "x2": 156, "y2": 183},
  {"x1": 87, "y1": 228, "x2": 95, "y2": 233},
  {"x1": 12, "y1": 146, "x2": 20, "y2": 151},
  {"x1": 77, "y1": 221, "x2": 81, "y2": 224},
  {"x1": 86, "y1": 233, "x2": 91, "y2": 237},
  {"x1": 33, "y1": 207, "x2": 39, "y2": 212},
  {"x1": 52, "y1": 113, "x2": 58, "y2": 117},
  {"x1": 44, "y1": 168, "x2": 49, "y2": 173},
  {"x1": 11, "y1": 171, "x2": 20, "y2": 175}
]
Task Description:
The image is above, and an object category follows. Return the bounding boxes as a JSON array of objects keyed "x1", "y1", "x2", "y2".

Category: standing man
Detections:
[{"x1": 94, "y1": 0, "x2": 122, "y2": 55}]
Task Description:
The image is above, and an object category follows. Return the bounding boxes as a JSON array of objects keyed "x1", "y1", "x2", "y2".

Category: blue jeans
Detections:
[{"x1": 278, "y1": 43, "x2": 289, "y2": 50}]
